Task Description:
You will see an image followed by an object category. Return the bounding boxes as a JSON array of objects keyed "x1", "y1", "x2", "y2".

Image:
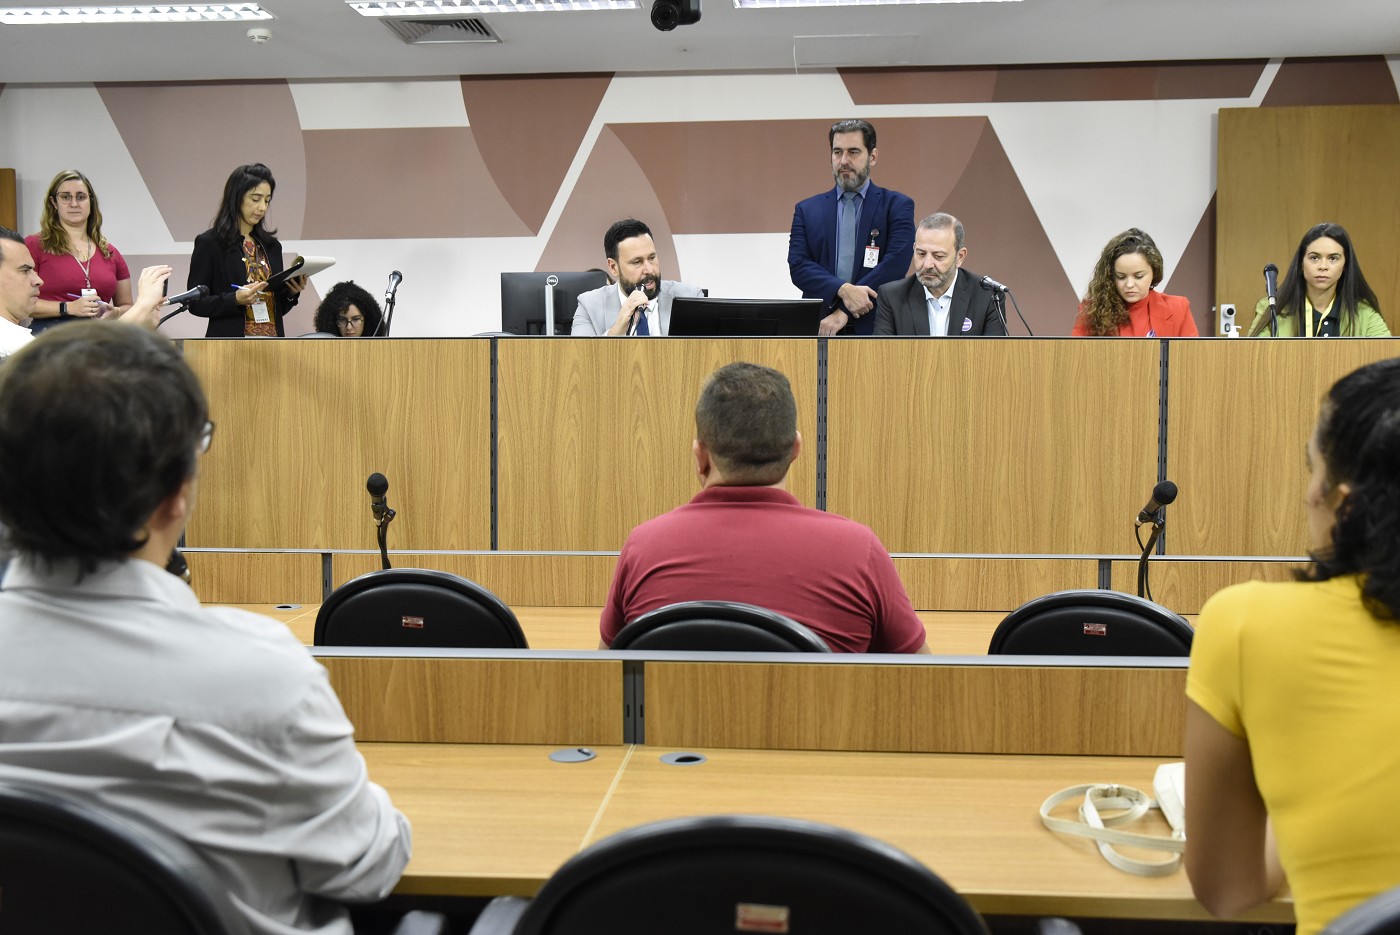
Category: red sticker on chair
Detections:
[
  {"x1": 1083, "y1": 623, "x2": 1108, "y2": 636},
  {"x1": 402, "y1": 616, "x2": 425, "y2": 629},
  {"x1": 735, "y1": 903, "x2": 789, "y2": 932}
]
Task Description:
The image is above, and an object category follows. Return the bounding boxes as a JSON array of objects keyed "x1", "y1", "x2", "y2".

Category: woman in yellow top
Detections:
[
  {"x1": 1248, "y1": 222, "x2": 1390, "y2": 336},
  {"x1": 1185, "y1": 357, "x2": 1400, "y2": 935}
]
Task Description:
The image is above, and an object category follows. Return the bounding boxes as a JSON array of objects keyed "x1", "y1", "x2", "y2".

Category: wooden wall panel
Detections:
[
  {"x1": 0, "y1": 168, "x2": 15, "y2": 230},
  {"x1": 1167, "y1": 340, "x2": 1398, "y2": 555},
  {"x1": 185, "y1": 550, "x2": 322, "y2": 604},
  {"x1": 828, "y1": 340, "x2": 1160, "y2": 554},
  {"x1": 893, "y1": 557, "x2": 1098, "y2": 611},
  {"x1": 321, "y1": 656, "x2": 623, "y2": 745},
  {"x1": 497, "y1": 339, "x2": 818, "y2": 551},
  {"x1": 184, "y1": 339, "x2": 491, "y2": 551},
  {"x1": 1111, "y1": 559, "x2": 1304, "y2": 614},
  {"x1": 334, "y1": 552, "x2": 616, "y2": 606},
  {"x1": 644, "y1": 662, "x2": 1186, "y2": 757},
  {"x1": 1218, "y1": 105, "x2": 1400, "y2": 336}
]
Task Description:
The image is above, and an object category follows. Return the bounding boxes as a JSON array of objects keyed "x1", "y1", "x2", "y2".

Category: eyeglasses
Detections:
[
  {"x1": 336, "y1": 316, "x2": 365, "y2": 328},
  {"x1": 54, "y1": 192, "x2": 90, "y2": 204},
  {"x1": 198, "y1": 421, "x2": 216, "y2": 454}
]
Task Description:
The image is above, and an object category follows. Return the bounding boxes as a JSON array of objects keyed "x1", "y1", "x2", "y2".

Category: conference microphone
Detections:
[
  {"x1": 367, "y1": 472, "x2": 390, "y2": 524},
  {"x1": 979, "y1": 275, "x2": 1010, "y2": 293},
  {"x1": 385, "y1": 270, "x2": 403, "y2": 304},
  {"x1": 165, "y1": 284, "x2": 209, "y2": 306},
  {"x1": 1136, "y1": 480, "x2": 1178, "y2": 527},
  {"x1": 1263, "y1": 263, "x2": 1279, "y2": 307}
]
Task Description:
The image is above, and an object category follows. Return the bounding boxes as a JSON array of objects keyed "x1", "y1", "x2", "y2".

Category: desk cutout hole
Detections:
[
  {"x1": 660, "y1": 752, "x2": 707, "y2": 766},
  {"x1": 549, "y1": 747, "x2": 597, "y2": 763},
  {"x1": 275, "y1": 604, "x2": 301, "y2": 611}
]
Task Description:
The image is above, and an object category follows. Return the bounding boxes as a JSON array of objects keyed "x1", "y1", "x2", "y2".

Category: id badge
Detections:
[
  {"x1": 863, "y1": 245, "x2": 880, "y2": 268},
  {"x1": 252, "y1": 299, "x2": 271, "y2": 324}
]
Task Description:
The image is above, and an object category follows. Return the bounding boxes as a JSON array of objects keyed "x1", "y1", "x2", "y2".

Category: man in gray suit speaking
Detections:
[{"x1": 571, "y1": 218, "x2": 703, "y2": 336}]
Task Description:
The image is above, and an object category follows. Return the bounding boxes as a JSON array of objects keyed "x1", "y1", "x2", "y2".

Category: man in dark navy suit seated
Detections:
[
  {"x1": 599, "y1": 361, "x2": 930, "y2": 654},
  {"x1": 873, "y1": 213, "x2": 1009, "y2": 337},
  {"x1": 788, "y1": 119, "x2": 915, "y2": 337}
]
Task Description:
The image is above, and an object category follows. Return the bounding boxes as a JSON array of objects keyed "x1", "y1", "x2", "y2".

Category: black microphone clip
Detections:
[{"x1": 1136, "y1": 480, "x2": 1178, "y2": 527}]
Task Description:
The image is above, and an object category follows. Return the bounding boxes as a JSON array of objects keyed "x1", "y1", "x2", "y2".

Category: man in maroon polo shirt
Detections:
[{"x1": 599, "y1": 361, "x2": 930, "y2": 654}]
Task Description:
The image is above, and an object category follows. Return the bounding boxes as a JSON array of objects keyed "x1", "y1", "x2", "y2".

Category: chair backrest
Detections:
[
  {"x1": 510, "y1": 814, "x2": 988, "y2": 935},
  {"x1": 987, "y1": 588, "x2": 1193, "y2": 656},
  {"x1": 0, "y1": 780, "x2": 248, "y2": 935},
  {"x1": 314, "y1": 568, "x2": 528, "y2": 648},
  {"x1": 1322, "y1": 885, "x2": 1400, "y2": 935},
  {"x1": 610, "y1": 600, "x2": 832, "y2": 652}
]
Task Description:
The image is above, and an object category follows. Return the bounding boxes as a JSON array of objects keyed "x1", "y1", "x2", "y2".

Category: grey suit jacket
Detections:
[
  {"x1": 872, "y1": 268, "x2": 1008, "y2": 337},
  {"x1": 570, "y1": 280, "x2": 704, "y2": 336}
]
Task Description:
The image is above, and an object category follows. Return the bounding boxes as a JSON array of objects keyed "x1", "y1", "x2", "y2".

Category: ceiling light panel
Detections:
[
  {"x1": 0, "y1": 4, "x2": 274, "y2": 24},
  {"x1": 349, "y1": 0, "x2": 638, "y2": 14},
  {"x1": 737, "y1": 0, "x2": 1016, "y2": 6}
]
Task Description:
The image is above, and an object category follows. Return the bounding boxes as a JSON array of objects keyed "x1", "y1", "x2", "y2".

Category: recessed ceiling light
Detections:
[
  {"x1": 736, "y1": 0, "x2": 1017, "y2": 6},
  {"x1": 348, "y1": 0, "x2": 638, "y2": 13},
  {"x1": 0, "y1": 4, "x2": 274, "y2": 24}
]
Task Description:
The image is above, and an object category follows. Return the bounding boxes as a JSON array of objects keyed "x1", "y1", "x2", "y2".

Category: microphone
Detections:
[
  {"x1": 384, "y1": 270, "x2": 403, "y2": 304},
  {"x1": 367, "y1": 472, "x2": 389, "y2": 524},
  {"x1": 1263, "y1": 263, "x2": 1279, "y2": 305},
  {"x1": 165, "y1": 284, "x2": 209, "y2": 306},
  {"x1": 979, "y1": 275, "x2": 1010, "y2": 293},
  {"x1": 1136, "y1": 480, "x2": 1178, "y2": 527}
]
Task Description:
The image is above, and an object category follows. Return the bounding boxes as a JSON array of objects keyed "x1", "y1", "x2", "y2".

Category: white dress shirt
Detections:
[
  {"x1": 0, "y1": 316, "x2": 33, "y2": 357},
  {"x1": 924, "y1": 271, "x2": 957, "y2": 337},
  {"x1": 0, "y1": 556, "x2": 411, "y2": 935},
  {"x1": 617, "y1": 283, "x2": 659, "y2": 335}
]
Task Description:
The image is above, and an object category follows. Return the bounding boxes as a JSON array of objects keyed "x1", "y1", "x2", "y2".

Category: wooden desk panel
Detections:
[
  {"x1": 1167, "y1": 340, "x2": 1398, "y2": 555},
  {"x1": 590, "y1": 747, "x2": 1289, "y2": 922},
  {"x1": 184, "y1": 339, "x2": 491, "y2": 551},
  {"x1": 187, "y1": 550, "x2": 323, "y2": 604},
  {"x1": 827, "y1": 340, "x2": 1160, "y2": 554},
  {"x1": 1110, "y1": 559, "x2": 1305, "y2": 614},
  {"x1": 361, "y1": 742, "x2": 631, "y2": 897},
  {"x1": 496, "y1": 340, "x2": 818, "y2": 551},
  {"x1": 322, "y1": 656, "x2": 623, "y2": 745},
  {"x1": 332, "y1": 553, "x2": 617, "y2": 607},
  {"x1": 894, "y1": 557, "x2": 1097, "y2": 611},
  {"x1": 644, "y1": 662, "x2": 1187, "y2": 757}
]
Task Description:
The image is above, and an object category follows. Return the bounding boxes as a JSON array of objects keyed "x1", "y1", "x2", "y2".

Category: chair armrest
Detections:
[{"x1": 466, "y1": 896, "x2": 530, "y2": 934}]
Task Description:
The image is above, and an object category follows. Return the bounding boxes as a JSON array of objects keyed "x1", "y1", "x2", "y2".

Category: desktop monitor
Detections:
[
  {"x1": 668, "y1": 297, "x2": 825, "y2": 337},
  {"x1": 500, "y1": 270, "x2": 610, "y2": 335}
]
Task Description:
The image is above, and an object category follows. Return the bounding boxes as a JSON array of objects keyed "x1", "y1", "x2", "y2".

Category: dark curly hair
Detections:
[
  {"x1": 313, "y1": 281, "x2": 383, "y2": 336},
  {"x1": 1299, "y1": 356, "x2": 1400, "y2": 619},
  {"x1": 1249, "y1": 222, "x2": 1381, "y2": 336},
  {"x1": 0, "y1": 322, "x2": 208, "y2": 574},
  {"x1": 1079, "y1": 228, "x2": 1165, "y2": 336}
]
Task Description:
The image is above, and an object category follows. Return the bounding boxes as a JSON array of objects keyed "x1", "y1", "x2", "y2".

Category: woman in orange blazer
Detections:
[{"x1": 1072, "y1": 228, "x2": 1198, "y2": 337}]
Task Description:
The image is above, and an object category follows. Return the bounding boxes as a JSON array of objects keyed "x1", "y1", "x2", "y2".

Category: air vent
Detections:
[{"x1": 381, "y1": 17, "x2": 500, "y2": 43}]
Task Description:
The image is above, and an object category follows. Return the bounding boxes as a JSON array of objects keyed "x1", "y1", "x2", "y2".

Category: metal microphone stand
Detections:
[
  {"x1": 375, "y1": 503, "x2": 397, "y2": 571},
  {"x1": 1135, "y1": 514, "x2": 1165, "y2": 601}
]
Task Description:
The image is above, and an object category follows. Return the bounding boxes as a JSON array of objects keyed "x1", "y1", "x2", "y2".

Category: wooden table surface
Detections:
[
  {"x1": 224, "y1": 604, "x2": 1008, "y2": 655},
  {"x1": 359, "y1": 742, "x2": 1291, "y2": 923}
]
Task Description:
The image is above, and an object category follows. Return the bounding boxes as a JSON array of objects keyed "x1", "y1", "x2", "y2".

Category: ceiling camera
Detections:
[{"x1": 650, "y1": 0, "x2": 700, "y2": 31}]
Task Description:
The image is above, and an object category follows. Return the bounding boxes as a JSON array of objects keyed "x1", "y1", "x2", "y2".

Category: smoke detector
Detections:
[{"x1": 246, "y1": 26, "x2": 272, "y2": 43}]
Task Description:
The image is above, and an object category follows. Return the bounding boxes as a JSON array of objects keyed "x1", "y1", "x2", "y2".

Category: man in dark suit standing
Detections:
[
  {"x1": 873, "y1": 213, "x2": 1008, "y2": 337},
  {"x1": 788, "y1": 119, "x2": 914, "y2": 337}
]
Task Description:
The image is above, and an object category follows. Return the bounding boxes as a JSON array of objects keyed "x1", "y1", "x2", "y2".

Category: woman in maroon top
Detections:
[
  {"x1": 25, "y1": 169, "x2": 131, "y2": 335},
  {"x1": 1072, "y1": 228, "x2": 1198, "y2": 337}
]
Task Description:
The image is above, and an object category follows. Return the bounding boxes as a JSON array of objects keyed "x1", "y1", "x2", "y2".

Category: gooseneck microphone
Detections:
[
  {"x1": 384, "y1": 270, "x2": 403, "y2": 305},
  {"x1": 367, "y1": 472, "x2": 389, "y2": 524},
  {"x1": 167, "y1": 284, "x2": 210, "y2": 306},
  {"x1": 1263, "y1": 263, "x2": 1280, "y2": 337},
  {"x1": 1136, "y1": 480, "x2": 1178, "y2": 527},
  {"x1": 979, "y1": 275, "x2": 1010, "y2": 294}
]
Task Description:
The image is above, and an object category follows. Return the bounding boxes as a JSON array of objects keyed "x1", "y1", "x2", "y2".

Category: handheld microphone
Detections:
[
  {"x1": 1136, "y1": 480, "x2": 1178, "y2": 527},
  {"x1": 979, "y1": 275, "x2": 1010, "y2": 294},
  {"x1": 367, "y1": 472, "x2": 389, "y2": 524},
  {"x1": 165, "y1": 284, "x2": 209, "y2": 306},
  {"x1": 1263, "y1": 263, "x2": 1279, "y2": 304},
  {"x1": 384, "y1": 270, "x2": 403, "y2": 304}
]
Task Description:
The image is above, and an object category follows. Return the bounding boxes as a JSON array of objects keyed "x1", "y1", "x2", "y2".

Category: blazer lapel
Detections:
[
  {"x1": 948, "y1": 270, "x2": 972, "y2": 335},
  {"x1": 904, "y1": 279, "x2": 931, "y2": 336},
  {"x1": 657, "y1": 282, "x2": 672, "y2": 335},
  {"x1": 852, "y1": 185, "x2": 885, "y2": 281}
]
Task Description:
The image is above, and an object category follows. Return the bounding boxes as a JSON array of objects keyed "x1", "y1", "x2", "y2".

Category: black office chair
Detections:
[
  {"x1": 609, "y1": 600, "x2": 832, "y2": 652},
  {"x1": 314, "y1": 568, "x2": 528, "y2": 648},
  {"x1": 467, "y1": 814, "x2": 989, "y2": 935},
  {"x1": 1323, "y1": 885, "x2": 1400, "y2": 935},
  {"x1": 0, "y1": 779, "x2": 250, "y2": 934},
  {"x1": 987, "y1": 588, "x2": 1193, "y2": 656},
  {"x1": 0, "y1": 780, "x2": 448, "y2": 935}
]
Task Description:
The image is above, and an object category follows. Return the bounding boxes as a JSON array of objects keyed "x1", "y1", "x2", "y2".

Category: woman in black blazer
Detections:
[{"x1": 186, "y1": 163, "x2": 303, "y2": 337}]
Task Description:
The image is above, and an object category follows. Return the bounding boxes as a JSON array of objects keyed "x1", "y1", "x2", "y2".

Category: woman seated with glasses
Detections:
[{"x1": 313, "y1": 281, "x2": 383, "y2": 337}]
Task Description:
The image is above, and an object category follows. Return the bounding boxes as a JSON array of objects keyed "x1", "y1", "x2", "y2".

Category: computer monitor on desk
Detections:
[
  {"x1": 669, "y1": 297, "x2": 824, "y2": 337},
  {"x1": 500, "y1": 270, "x2": 610, "y2": 335}
]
